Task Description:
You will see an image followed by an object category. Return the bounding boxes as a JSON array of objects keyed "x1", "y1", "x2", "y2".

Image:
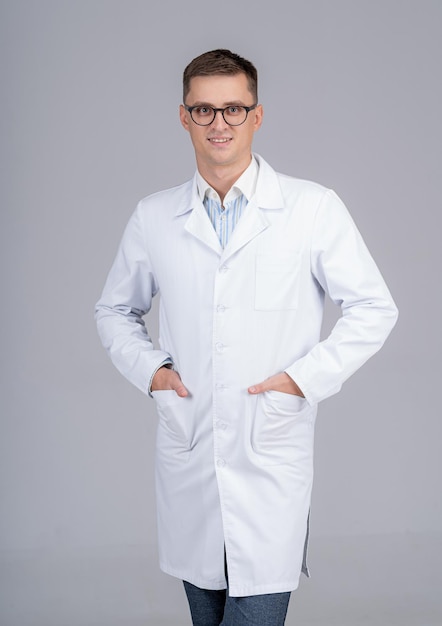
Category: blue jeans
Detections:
[{"x1": 183, "y1": 581, "x2": 291, "y2": 626}]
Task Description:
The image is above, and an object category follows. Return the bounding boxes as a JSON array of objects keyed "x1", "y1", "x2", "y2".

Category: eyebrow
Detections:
[{"x1": 188, "y1": 100, "x2": 248, "y2": 107}]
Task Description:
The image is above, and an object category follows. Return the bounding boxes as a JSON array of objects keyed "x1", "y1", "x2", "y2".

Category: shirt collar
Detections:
[{"x1": 196, "y1": 156, "x2": 259, "y2": 206}]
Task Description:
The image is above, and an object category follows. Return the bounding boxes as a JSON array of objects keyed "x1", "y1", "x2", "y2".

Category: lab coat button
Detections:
[
  {"x1": 217, "y1": 458, "x2": 226, "y2": 468},
  {"x1": 216, "y1": 305, "x2": 225, "y2": 313},
  {"x1": 219, "y1": 265, "x2": 228, "y2": 273},
  {"x1": 215, "y1": 342, "x2": 224, "y2": 352},
  {"x1": 215, "y1": 420, "x2": 227, "y2": 430}
]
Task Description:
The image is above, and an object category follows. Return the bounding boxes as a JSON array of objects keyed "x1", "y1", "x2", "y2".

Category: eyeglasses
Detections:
[{"x1": 183, "y1": 104, "x2": 257, "y2": 126}]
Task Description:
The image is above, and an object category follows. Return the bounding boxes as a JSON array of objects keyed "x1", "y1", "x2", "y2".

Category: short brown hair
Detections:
[{"x1": 183, "y1": 49, "x2": 258, "y2": 102}]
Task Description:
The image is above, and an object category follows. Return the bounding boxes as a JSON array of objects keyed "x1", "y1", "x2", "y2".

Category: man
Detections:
[{"x1": 95, "y1": 49, "x2": 398, "y2": 626}]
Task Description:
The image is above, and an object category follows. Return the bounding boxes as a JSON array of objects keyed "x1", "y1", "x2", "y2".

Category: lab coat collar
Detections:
[
  {"x1": 253, "y1": 154, "x2": 285, "y2": 209},
  {"x1": 174, "y1": 153, "x2": 284, "y2": 217},
  {"x1": 196, "y1": 155, "x2": 258, "y2": 205}
]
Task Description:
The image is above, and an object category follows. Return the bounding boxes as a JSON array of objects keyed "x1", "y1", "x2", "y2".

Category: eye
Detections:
[
  {"x1": 194, "y1": 106, "x2": 213, "y2": 116},
  {"x1": 227, "y1": 106, "x2": 244, "y2": 115}
]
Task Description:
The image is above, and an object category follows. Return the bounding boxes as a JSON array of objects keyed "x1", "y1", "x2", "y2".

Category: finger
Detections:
[
  {"x1": 170, "y1": 372, "x2": 189, "y2": 397},
  {"x1": 247, "y1": 381, "x2": 267, "y2": 394},
  {"x1": 175, "y1": 382, "x2": 189, "y2": 397}
]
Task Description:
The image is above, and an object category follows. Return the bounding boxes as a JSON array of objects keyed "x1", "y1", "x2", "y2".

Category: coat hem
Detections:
[
  {"x1": 160, "y1": 561, "x2": 300, "y2": 597},
  {"x1": 227, "y1": 579, "x2": 300, "y2": 597},
  {"x1": 160, "y1": 562, "x2": 227, "y2": 591}
]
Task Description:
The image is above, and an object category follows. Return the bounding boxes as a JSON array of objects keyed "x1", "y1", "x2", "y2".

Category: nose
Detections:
[{"x1": 211, "y1": 109, "x2": 228, "y2": 129}]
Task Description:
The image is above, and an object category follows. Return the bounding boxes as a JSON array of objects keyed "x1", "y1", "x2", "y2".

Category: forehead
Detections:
[{"x1": 186, "y1": 73, "x2": 252, "y2": 105}]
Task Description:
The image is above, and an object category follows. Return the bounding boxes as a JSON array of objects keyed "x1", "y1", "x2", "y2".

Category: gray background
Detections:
[{"x1": 1, "y1": 1, "x2": 441, "y2": 624}]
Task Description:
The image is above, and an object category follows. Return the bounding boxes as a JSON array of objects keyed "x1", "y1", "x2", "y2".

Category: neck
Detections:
[{"x1": 197, "y1": 156, "x2": 252, "y2": 204}]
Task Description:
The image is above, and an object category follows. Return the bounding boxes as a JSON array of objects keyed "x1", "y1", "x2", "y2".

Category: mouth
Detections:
[{"x1": 207, "y1": 137, "x2": 232, "y2": 144}]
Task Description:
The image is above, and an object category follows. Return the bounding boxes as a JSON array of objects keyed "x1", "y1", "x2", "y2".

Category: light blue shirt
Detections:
[{"x1": 196, "y1": 156, "x2": 259, "y2": 248}]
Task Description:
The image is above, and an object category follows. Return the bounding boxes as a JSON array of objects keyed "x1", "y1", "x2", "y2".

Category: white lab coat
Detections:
[{"x1": 95, "y1": 154, "x2": 398, "y2": 597}]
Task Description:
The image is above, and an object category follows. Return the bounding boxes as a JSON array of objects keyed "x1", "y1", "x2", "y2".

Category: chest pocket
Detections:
[{"x1": 255, "y1": 254, "x2": 301, "y2": 311}]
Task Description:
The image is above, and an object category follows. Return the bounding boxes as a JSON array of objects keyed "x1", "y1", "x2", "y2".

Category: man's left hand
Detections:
[{"x1": 248, "y1": 372, "x2": 305, "y2": 397}]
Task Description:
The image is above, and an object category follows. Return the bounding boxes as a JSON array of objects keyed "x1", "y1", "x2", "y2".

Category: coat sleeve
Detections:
[
  {"x1": 284, "y1": 189, "x2": 398, "y2": 406},
  {"x1": 95, "y1": 203, "x2": 172, "y2": 396}
]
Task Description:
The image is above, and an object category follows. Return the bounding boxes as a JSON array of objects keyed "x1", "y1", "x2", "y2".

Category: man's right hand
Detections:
[{"x1": 151, "y1": 366, "x2": 189, "y2": 397}]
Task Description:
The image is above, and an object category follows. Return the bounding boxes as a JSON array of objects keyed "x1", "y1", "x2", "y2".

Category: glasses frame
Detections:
[{"x1": 183, "y1": 104, "x2": 257, "y2": 126}]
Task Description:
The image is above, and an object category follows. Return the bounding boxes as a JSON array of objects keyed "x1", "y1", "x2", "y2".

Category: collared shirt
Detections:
[{"x1": 196, "y1": 156, "x2": 259, "y2": 248}]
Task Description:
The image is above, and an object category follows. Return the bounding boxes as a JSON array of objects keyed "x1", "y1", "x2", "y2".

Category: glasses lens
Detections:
[
  {"x1": 223, "y1": 106, "x2": 248, "y2": 126},
  {"x1": 190, "y1": 106, "x2": 215, "y2": 126}
]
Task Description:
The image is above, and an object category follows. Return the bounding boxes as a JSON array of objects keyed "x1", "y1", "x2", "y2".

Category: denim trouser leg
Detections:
[
  {"x1": 183, "y1": 580, "x2": 291, "y2": 626},
  {"x1": 183, "y1": 581, "x2": 226, "y2": 626},
  {"x1": 220, "y1": 591, "x2": 291, "y2": 626}
]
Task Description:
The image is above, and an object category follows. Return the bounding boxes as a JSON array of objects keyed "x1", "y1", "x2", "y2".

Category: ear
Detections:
[
  {"x1": 253, "y1": 104, "x2": 264, "y2": 131},
  {"x1": 179, "y1": 104, "x2": 190, "y2": 131}
]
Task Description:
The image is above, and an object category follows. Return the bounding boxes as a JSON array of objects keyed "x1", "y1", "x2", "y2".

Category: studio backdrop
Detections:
[{"x1": 1, "y1": 1, "x2": 441, "y2": 625}]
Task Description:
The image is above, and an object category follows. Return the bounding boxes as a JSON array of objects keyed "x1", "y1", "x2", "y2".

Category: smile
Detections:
[{"x1": 208, "y1": 138, "x2": 232, "y2": 143}]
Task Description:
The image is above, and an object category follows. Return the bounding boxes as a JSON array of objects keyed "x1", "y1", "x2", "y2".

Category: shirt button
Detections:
[
  {"x1": 217, "y1": 458, "x2": 226, "y2": 468},
  {"x1": 215, "y1": 342, "x2": 224, "y2": 352},
  {"x1": 216, "y1": 305, "x2": 225, "y2": 313},
  {"x1": 215, "y1": 383, "x2": 225, "y2": 391}
]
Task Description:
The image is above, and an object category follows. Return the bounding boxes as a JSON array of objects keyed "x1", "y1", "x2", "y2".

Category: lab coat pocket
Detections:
[
  {"x1": 252, "y1": 390, "x2": 314, "y2": 466},
  {"x1": 255, "y1": 254, "x2": 300, "y2": 311},
  {"x1": 152, "y1": 390, "x2": 193, "y2": 460}
]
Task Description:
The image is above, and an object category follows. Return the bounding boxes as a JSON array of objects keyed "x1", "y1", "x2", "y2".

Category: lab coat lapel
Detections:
[
  {"x1": 184, "y1": 204, "x2": 222, "y2": 255},
  {"x1": 181, "y1": 180, "x2": 222, "y2": 256},
  {"x1": 220, "y1": 197, "x2": 269, "y2": 264},
  {"x1": 220, "y1": 155, "x2": 285, "y2": 263}
]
